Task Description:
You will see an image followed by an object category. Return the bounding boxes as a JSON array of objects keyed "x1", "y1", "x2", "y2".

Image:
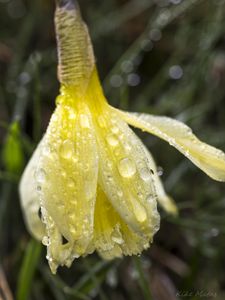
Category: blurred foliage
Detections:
[{"x1": 1, "y1": 0, "x2": 225, "y2": 299}]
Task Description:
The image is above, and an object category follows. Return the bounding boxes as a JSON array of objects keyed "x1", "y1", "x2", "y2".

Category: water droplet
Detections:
[
  {"x1": 35, "y1": 168, "x2": 47, "y2": 183},
  {"x1": 60, "y1": 140, "x2": 73, "y2": 159},
  {"x1": 169, "y1": 65, "x2": 183, "y2": 80},
  {"x1": 118, "y1": 158, "x2": 136, "y2": 178},
  {"x1": 72, "y1": 156, "x2": 78, "y2": 163},
  {"x1": 121, "y1": 60, "x2": 134, "y2": 73},
  {"x1": 140, "y1": 167, "x2": 152, "y2": 181},
  {"x1": 124, "y1": 143, "x2": 132, "y2": 152},
  {"x1": 141, "y1": 39, "x2": 153, "y2": 52},
  {"x1": 42, "y1": 236, "x2": 49, "y2": 246},
  {"x1": 106, "y1": 134, "x2": 119, "y2": 147},
  {"x1": 146, "y1": 195, "x2": 155, "y2": 205},
  {"x1": 19, "y1": 72, "x2": 31, "y2": 85},
  {"x1": 111, "y1": 224, "x2": 124, "y2": 245},
  {"x1": 80, "y1": 114, "x2": 90, "y2": 128},
  {"x1": 110, "y1": 74, "x2": 123, "y2": 87},
  {"x1": 133, "y1": 202, "x2": 147, "y2": 223},
  {"x1": 69, "y1": 111, "x2": 76, "y2": 120},
  {"x1": 111, "y1": 126, "x2": 119, "y2": 134},
  {"x1": 157, "y1": 166, "x2": 164, "y2": 176},
  {"x1": 127, "y1": 73, "x2": 141, "y2": 87},
  {"x1": 149, "y1": 28, "x2": 162, "y2": 41}
]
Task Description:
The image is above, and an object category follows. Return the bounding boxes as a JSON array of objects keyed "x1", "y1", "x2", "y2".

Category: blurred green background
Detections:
[{"x1": 1, "y1": 0, "x2": 225, "y2": 299}]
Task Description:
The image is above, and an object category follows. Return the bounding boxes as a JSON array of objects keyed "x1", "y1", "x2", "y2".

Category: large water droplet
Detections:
[
  {"x1": 60, "y1": 140, "x2": 73, "y2": 159},
  {"x1": 106, "y1": 134, "x2": 119, "y2": 147},
  {"x1": 80, "y1": 114, "x2": 90, "y2": 128},
  {"x1": 118, "y1": 158, "x2": 136, "y2": 178}
]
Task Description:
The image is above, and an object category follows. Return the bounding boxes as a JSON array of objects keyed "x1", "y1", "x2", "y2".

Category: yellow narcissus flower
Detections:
[{"x1": 19, "y1": 0, "x2": 225, "y2": 274}]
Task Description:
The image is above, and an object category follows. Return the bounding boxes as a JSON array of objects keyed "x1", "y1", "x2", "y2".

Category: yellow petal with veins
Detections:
[
  {"x1": 94, "y1": 186, "x2": 154, "y2": 259},
  {"x1": 94, "y1": 106, "x2": 160, "y2": 241},
  {"x1": 117, "y1": 111, "x2": 225, "y2": 182},
  {"x1": 24, "y1": 100, "x2": 98, "y2": 273}
]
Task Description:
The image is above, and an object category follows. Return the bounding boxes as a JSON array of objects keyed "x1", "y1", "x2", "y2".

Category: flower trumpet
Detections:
[{"x1": 19, "y1": 0, "x2": 225, "y2": 273}]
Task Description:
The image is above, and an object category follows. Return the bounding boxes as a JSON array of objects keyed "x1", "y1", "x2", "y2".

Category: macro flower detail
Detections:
[{"x1": 19, "y1": 0, "x2": 225, "y2": 274}]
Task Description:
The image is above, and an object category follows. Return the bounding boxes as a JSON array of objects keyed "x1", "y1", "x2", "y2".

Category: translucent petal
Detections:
[
  {"x1": 141, "y1": 144, "x2": 178, "y2": 215},
  {"x1": 33, "y1": 102, "x2": 98, "y2": 272},
  {"x1": 117, "y1": 110, "x2": 225, "y2": 182},
  {"x1": 94, "y1": 107, "x2": 160, "y2": 250},
  {"x1": 94, "y1": 186, "x2": 153, "y2": 259},
  {"x1": 19, "y1": 138, "x2": 46, "y2": 241}
]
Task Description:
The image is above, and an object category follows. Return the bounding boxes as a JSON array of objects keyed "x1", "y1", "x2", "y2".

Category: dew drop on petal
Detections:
[
  {"x1": 111, "y1": 126, "x2": 119, "y2": 134},
  {"x1": 60, "y1": 140, "x2": 73, "y2": 159},
  {"x1": 111, "y1": 225, "x2": 124, "y2": 245},
  {"x1": 42, "y1": 236, "x2": 49, "y2": 246},
  {"x1": 80, "y1": 114, "x2": 90, "y2": 128},
  {"x1": 133, "y1": 202, "x2": 147, "y2": 223},
  {"x1": 146, "y1": 194, "x2": 155, "y2": 205},
  {"x1": 118, "y1": 158, "x2": 136, "y2": 178},
  {"x1": 106, "y1": 134, "x2": 119, "y2": 147},
  {"x1": 140, "y1": 167, "x2": 152, "y2": 181},
  {"x1": 68, "y1": 111, "x2": 76, "y2": 120}
]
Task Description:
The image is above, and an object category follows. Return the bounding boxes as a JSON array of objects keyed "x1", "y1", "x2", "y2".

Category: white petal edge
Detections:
[{"x1": 19, "y1": 137, "x2": 46, "y2": 241}]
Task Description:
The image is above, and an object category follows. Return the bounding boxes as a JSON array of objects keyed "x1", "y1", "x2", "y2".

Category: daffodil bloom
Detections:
[{"x1": 19, "y1": 0, "x2": 225, "y2": 274}]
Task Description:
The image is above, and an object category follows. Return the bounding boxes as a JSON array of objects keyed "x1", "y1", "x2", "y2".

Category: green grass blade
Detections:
[{"x1": 16, "y1": 239, "x2": 42, "y2": 300}]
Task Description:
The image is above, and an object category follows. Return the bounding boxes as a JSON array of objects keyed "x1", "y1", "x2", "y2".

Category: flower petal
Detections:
[
  {"x1": 32, "y1": 102, "x2": 98, "y2": 272},
  {"x1": 141, "y1": 144, "x2": 178, "y2": 215},
  {"x1": 94, "y1": 107, "x2": 160, "y2": 250},
  {"x1": 19, "y1": 138, "x2": 46, "y2": 241},
  {"x1": 94, "y1": 185, "x2": 153, "y2": 259},
  {"x1": 117, "y1": 110, "x2": 225, "y2": 182}
]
